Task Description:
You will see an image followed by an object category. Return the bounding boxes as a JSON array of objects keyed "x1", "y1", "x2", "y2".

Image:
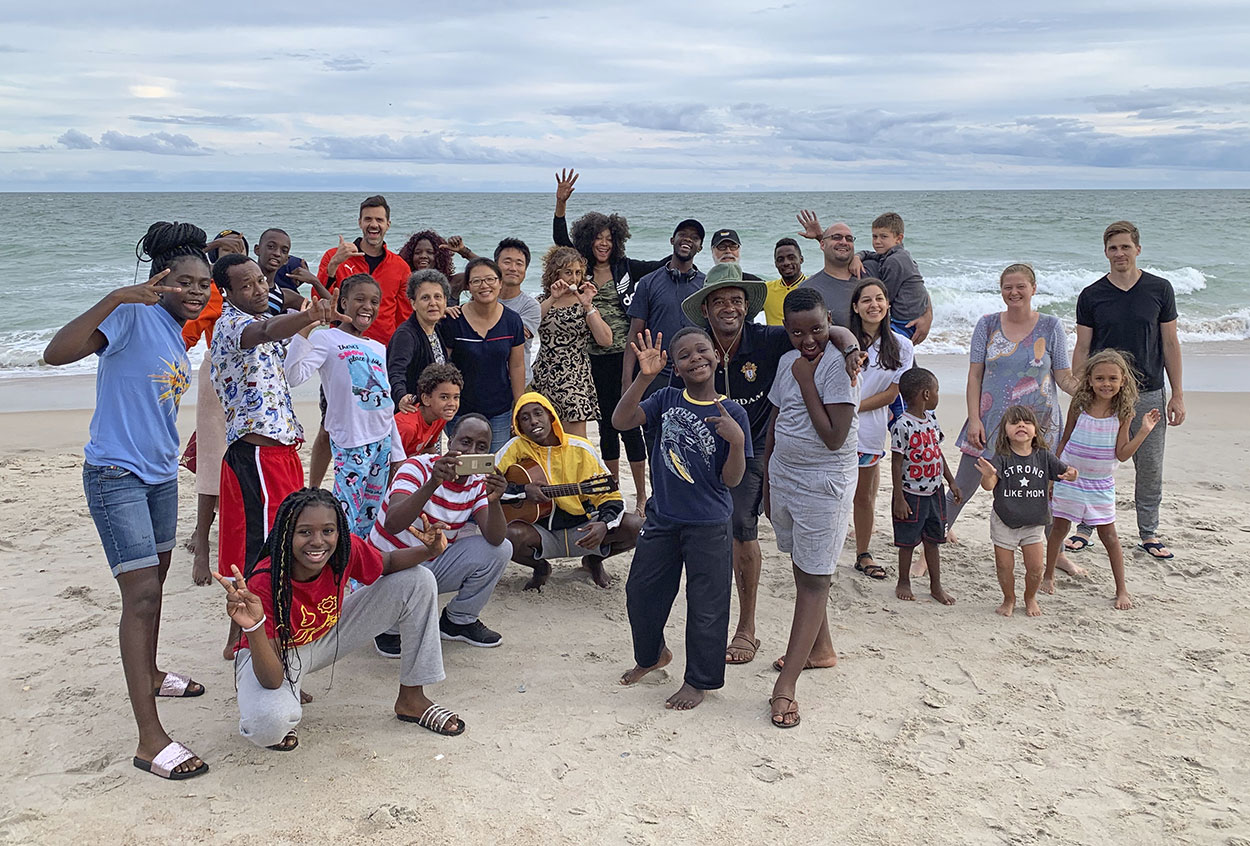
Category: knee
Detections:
[
  {"x1": 239, "y1": 700, "x2": 300, "y2": 747},
  {"x1": 391, "y1": 564, "x2": 438, "y2": 601}
]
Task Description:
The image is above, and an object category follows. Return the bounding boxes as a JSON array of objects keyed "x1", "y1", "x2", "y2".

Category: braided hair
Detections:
[
  {"x1": 248, "y1": 487, "x2": 352, "y2": 687},
  {"x1": 135, "y1": 221, "x2": 209, "y2": 280},
  {"x1": 398, "y1": 230, "x2": 456, "y2": 278}
]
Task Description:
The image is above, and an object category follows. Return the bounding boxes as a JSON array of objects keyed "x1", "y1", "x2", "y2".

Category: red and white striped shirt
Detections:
[{"x1": 369, "y1": 454, "x2": 489, "y2": 552}]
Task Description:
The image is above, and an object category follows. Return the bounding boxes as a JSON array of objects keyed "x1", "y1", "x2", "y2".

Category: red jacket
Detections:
[{"x1": 317, "y1": 243, "x2": 412, "y2": 344}]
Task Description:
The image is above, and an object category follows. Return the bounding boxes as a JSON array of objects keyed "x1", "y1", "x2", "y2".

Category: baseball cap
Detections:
[
  {"x1": 710, "y1": 229, "x2": 740, "y2": 247},
  {"x1": 672, "y1": 219, "x2": 705, "y2": 240}
]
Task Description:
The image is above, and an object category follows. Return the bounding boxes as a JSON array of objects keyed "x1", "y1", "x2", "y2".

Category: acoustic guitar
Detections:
[{"x1": 500, "y1": 457, "x2": 618, "y2": 524}]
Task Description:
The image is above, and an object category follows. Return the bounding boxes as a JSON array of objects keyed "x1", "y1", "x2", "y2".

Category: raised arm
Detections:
[
  {"x1": 613, "y1": 329, "x2": 664, "y2": 431},
  {"x1": 238, "y1": 298, "x2": 336, "y2": 349},
  {"x1": 44, "y1": 271, "x2": 180, "y2": 365},
  {"x1": 1116, "y1": 409, "x2": 1161, "y2": 461}
]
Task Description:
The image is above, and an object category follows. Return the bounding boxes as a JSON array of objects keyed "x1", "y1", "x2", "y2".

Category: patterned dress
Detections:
[
  {"x1": 530, "y1": 302, "x2": 599, "y2": 422},
  {"x1": 1050, "y1": 411, "x2": 1119, "y2": 526}
]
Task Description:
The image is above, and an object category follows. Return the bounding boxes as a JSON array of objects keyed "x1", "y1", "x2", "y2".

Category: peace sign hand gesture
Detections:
[
  {"x1": 114, "y1": 269, "x2": 182, "y2": 306},
  {"x1": 212, "y1": 565, "x2": 266, "y2": 631},
  {"x1": 409, "y1": 515, "x2": 451, "y2": 559},
  {"x1": 705, "y1": 399, "x2": 745, "y2": 447},
  {"x1": 630, "y1": 329, "x2": 667, "y2": 378}
]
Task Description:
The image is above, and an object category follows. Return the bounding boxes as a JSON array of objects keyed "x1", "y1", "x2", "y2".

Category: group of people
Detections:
[{"x1": 47, "y1": 170, "x2": 1185, "y2": 777}]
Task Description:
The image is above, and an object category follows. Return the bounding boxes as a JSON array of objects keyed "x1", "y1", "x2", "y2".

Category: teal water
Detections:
[{"x1": 1, "y1": 190, "x2": 1246, "y2": 376}]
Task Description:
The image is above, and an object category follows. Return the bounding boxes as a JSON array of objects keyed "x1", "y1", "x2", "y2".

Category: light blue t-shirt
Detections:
[{"x1": 84, "y1": 303, "x2": 191, "y2": 484}]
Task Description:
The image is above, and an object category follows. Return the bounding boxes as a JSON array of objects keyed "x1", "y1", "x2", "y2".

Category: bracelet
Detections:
[
  {"x1": 241, "y1": 615, "x2": 267, "y2": 633},
  {"x1": 842, "y1": 345, "x2": 860, "y2": 356},
  {"x1": 586, "y1": 307, "x2": 599, "y2": 317}
]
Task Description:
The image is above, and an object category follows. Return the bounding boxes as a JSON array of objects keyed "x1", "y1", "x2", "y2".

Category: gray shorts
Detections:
[
  {"x1": 535, "y1": 522, "x2": 611, "y2": 560},
  {"x1": 989, "y1": 511, "x2": 1046, "y2": 550},
  {"x1": 769, "y1": 461, "x2": 857, "y2": 576}
]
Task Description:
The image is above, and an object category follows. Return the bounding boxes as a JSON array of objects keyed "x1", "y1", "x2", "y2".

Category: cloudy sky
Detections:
[{"x1": 2, "y1": 0, "x2": 1248, "y2": 191}]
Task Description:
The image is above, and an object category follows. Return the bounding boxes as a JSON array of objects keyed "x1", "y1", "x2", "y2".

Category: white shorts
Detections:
[
  {"x1": 989, "y1": 511, "x2": 1046, "y2": 550},
  {"x1": 769, "y1": 462, "x2": 857, "y2": 576}
]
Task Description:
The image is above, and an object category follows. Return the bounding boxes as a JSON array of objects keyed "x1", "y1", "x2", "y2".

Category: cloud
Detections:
[
  {"x1": 296, "y1": 133, "x2": 555, "y2": 164},
  {"x1": 57, "y1": 129, "x2": 96, "y2": 149},
  {"x1": 552, "y1": 103, "x2": 726, "y2": 134},
  {"x1": 129, "y1": 114, "x2": 261, "y2": 129},
  {"x1": 1083, "y1": 82, "x2": 1250, "y2": 121},
  {"x1": 54, "y1": 129, "x2": 211, "y2": 156},
  {"x1": 322, "y1": 56, "x2": 370, "y2": 72}
]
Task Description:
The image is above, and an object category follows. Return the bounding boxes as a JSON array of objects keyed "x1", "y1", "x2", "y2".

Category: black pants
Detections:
[
  {"x1": 590, "y1": 351, "x2": 645, "y2": 463},
  {"x1": 625, "y1": 507, "x2": 732, "y2": 690}
]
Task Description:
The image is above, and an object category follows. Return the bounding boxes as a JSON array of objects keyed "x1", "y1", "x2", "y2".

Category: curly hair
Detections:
[
  {"x1": 1072, "y1": 349, "x2": 1140, "y2": 422},
  {"x1": 417, "y1": 362, "x2": 464, "y2": 397},
  {"x1": 993, "y1": 405, "x2": 1049, "y2": 456},
  {"x1": 398, "y1": 230, "x2": 456, "y2": 278},
  {"x1": 539, "y1": 245, "x2": 587, "y2": 295},
  {"x1": 569, "y1": 211, "x2": 631, "y2": 266}
]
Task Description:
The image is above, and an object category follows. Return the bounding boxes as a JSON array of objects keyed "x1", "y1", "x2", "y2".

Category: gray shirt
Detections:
[
  {"x1": 799, "y1": 270, "x2": 858, "y2": 329},
  {"x1": 861, "y1": 246, "x2": 930, "y2": 322},
  {"x1": 500, "y1": 291, "x2": 541, "y2": 383},
  {"x1": 767, "y1": 346, "x2": 859, "y2": 471},
  {"x1": 990, "y1": 448, "x2": 1068, "y2": 528}
]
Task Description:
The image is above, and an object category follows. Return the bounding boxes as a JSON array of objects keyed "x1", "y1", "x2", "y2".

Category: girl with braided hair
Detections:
[
  {"x1": 215, "y1": 487, "x2": 464, "y2": 749},
  {"x1": 44, "y1": 221, "x2": 214, "y2": 779}
]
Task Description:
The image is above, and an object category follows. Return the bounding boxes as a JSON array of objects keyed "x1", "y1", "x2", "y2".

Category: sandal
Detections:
[
  {"x1": 397, "y1": 704, "x2": 466, "y2": 736},
  {"x1": 133, "y1": 741, "x2": 209, "y2": 780},
  {"x1": 1140, "y1": 541, "x2": 1175, "y2": 560},
  {"x1": 854, "y1": 552, "x2": 887, "y2": 580},
  {"x1": 1064, "y1": 533, "x2": 1091, "y2": 552},
  {"x1": 154, "y1": 672, "x2": 205, "y2": 698},
  {"x1": 769, "y1": 695, "x2": 801, "y2": 729},
  {"x1": 725, "y1": 633, "x2": 760, "y2": 665},
  {"x1": 268, "y1": 730, "x2": 299, "y2": 752}
]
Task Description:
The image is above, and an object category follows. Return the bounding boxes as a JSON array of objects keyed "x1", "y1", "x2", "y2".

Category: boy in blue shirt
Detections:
[{"x1": 612, "y1": 327, "x2": 749, "y2": 711}]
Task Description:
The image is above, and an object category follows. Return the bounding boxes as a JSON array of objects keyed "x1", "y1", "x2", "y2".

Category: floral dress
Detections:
[
  {"x1": 956, "y1": 312, "x2": 1070, "y2": 458},
  {"x1": 530, "y1": 301, "x2": 599, "y2": 423}
]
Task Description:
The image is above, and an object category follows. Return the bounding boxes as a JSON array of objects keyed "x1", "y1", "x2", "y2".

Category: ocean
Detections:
[{"x1": 1, "y1": 190, "x2": 1247, "y2": 377}]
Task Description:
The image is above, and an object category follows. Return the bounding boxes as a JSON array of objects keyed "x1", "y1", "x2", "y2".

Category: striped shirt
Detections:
[{"x1": 369, "y1": 454, "x2": 489, "y2": 551}]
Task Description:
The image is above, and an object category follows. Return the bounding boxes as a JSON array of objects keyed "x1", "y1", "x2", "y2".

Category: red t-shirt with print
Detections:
[{"x1": 240, "y1": 534, "x2": 384, "y2": 650}]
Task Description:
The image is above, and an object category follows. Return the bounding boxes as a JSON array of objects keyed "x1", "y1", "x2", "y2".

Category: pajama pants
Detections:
[{"x1": 332, "y1": 435, "x2": 392, "y2": 539}]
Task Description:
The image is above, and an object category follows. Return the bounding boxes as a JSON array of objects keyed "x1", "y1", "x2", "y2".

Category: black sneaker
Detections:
[
  {"x1": 374, "y1": 632, "x2": 402, "y2": 659},
  {"x1": 439, "y1": 609, "x2": 502, "y2": 648}
]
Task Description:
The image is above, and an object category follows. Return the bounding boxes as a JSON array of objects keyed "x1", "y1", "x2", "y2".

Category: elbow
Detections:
[{"x1": 42, "y1": 345, "x2": 70, "y2": 366}]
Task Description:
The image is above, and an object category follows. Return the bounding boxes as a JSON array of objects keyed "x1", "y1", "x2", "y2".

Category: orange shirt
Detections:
[{"x1": 316, "y1": 244, "x2": 412, "y2": 345}]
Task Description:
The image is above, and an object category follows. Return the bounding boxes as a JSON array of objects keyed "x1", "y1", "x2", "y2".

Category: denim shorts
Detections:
[{"x1": 83, "y1": 463, "x2": 179, "y2": 577}]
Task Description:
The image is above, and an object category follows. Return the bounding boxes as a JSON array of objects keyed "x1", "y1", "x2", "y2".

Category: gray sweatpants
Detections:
[
  {"x1": 1078, "y1": 388, "x2": 1167, "y2": 541},
  {"x1": 235, "y1": 565, "x2": 444, "y2": 748},
  {"x1": 425, "y1": 534, "x2": 511, "y2": 625}
]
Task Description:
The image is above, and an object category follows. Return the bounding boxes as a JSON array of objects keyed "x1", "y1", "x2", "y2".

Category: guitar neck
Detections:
[{"x1": 541, "y1": 483, "x2": 592, "y2": 498}]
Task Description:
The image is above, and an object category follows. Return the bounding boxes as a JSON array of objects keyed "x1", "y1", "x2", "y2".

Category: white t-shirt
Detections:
[
  {"x1": 285, "y1": 328, "x2": 406, "y2": 454},
  {"x1": 767, "y1": 345, "x2": 859, "y2": 471},
  {"x1": 856, "y1": 332, "x2": 915, "y2": 456}
]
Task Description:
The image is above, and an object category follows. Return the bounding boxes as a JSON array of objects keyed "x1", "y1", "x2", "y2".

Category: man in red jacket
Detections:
[{"x1": 311, "y1": 195, "x2": 413, "y2": 485}]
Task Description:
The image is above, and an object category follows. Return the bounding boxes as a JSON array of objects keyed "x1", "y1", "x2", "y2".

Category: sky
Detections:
[{"x1": 2, "y1": 0, "x2": 1249, "y2": 192}]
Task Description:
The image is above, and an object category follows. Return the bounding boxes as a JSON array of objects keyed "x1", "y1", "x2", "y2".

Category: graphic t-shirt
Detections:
[
  {"x1": 890, "y1": 410, "x2": 946, "y2": 496},
  {"x1": 768, "y1": 346, "x2": 860, "y2": 471},
  {"x1": 240, "y1": 535, "x2": 384, "y2": 650},
  {"x1": 84, "y1": 303, "x2": 191, "y2": 484},
  {"x1": 639, "y1": 387, "x2": 752, "y2": 524},
  {"x1": 210, "y1": 301, "x2": 303, "y2": 446},
  {"x1": 990, "y1": 447, "x2": 1068, "y2": 528},
  {"x1": 857, "y1": 333, "x2": 915, "y2": 456},
  {"x1": 285, "y1": 328, "x2": 404, "y2": 453},
  {"x1": 369, "y1": 453, "x2": 491, "y2": 551}
]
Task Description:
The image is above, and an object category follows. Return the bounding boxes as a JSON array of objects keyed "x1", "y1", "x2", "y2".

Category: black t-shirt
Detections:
[
  {"x1": 1075, "y1": 271, "x2": 1177, "y2": 391},
  {"x1": 990, "y1": 448, "x2": 1068, "y2": 528},
  {"x1": 712, "y1": 323, "x2": 793, "y2": 453}
]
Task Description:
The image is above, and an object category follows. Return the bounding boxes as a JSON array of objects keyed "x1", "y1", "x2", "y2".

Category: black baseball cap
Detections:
[
  {"x1": 711, "y1": 228, "x2": 740, "y2": 247},
  {"x1": 672, "y1": 219, "x2": 705, "y2": 240}
]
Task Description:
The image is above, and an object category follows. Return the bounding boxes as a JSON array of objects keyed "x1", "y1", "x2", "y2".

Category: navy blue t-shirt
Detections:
[
  {"x1": 713, "y1": 323, "x2": 792, "y2": 454},
  {"x1": 274, "y1": 256, "x2": 306, "y2": 292},
  {"x1": 444, "y1": 307, "x2": 526, "y2": 418},
  {"x1": 640, "y1": 387, "x2": 752, "y2": 525},
  {"x1": 626, "y1": 264, "x2": 705, "y2": 379}
]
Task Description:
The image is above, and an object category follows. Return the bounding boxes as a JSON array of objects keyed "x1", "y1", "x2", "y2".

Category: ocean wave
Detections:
[{"x1": 925, "y1": 264, "x2": 1208, "y2": 305}]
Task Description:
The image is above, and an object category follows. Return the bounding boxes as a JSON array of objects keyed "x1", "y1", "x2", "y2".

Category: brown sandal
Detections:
[
  {"x1": 725, "y1": 633, "x2": 760, "y2": 665},
  {"x1": 769, "y1": 695, "x2": 800, "y2": 729}
]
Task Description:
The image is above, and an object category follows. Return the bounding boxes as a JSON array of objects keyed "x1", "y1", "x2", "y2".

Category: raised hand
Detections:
[
  {"x1": 430, "y1": 452, "x2": 461, "y2": 484},
  {"x1": 555, "y1": 168, "x2": 579, "y2": 205},
  {"x1": 409, "y1": 514, "x2": 450, "y2": 558},
  {"x1": 975, "y1": 456, "x2": 996, "y2": 479},
  {"x1": 796, "y1": 210, "x2": 823, "y2": 240},
  {"x1": 334, "y1": 235, "x2": 362, "y2": 262},
  {"x1": 549, "y1": 278, "x2": 572, "y2": 300},
  {"x1": 212, "y1": 565, "x2": 266, "y2": 631},
  {"x1": 1140, "y1": 407, "x2": 1162, "y2": 433},
  {"x1": 206, "y1": 232, "x2": 246, "y2": 256},
  {"x1": 115, "y1": 269, "x2": 181, "y2": 306},
  {"x1": 576, "y1": 280, "x2": 599, "y2": 309},
  {"x1": 483, "y1": 472, "x2": 508, "y2": 502},
  {"x1": 705, "y1": 400, "x2": 745, "y2": 446},
  {"x1": 442, "y1": 235, "x2": 471, "y2": 258},
  {"x1": 630, "y1": 329, "x2": 667, "y2": 378}
]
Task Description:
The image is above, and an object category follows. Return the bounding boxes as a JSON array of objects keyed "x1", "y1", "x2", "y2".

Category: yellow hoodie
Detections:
[{"x1": 496, "y1": 392, "x2": 625, "y2": 530}]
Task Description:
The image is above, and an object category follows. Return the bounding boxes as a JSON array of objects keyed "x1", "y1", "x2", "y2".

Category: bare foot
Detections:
[
  {"x1": 633, "y1": 498, "x2": 647, "y2": 518},
  {"x1": 523, "y1": 561, "x2": 551, "y2": 591},
  {"x1": 995, "y1": 599, "x2": 1015, "y2": 617},
  {"x1": 191, "y1": 548, "x2": 212, "y2": 587},
  {"x1": 184, "y1": 535, "x2": 197, "y2": 554},
  {"x1": 300, "y1": 689, "x2": 313, "y2": 705},
  {"x1": 580, "y1": 557, "x2": 613, "y2": 588},
  {"x1": 1114, "y1": 591, "x2": 1134, "y2": 611},
  {"x1": 1054, "y1": 551, "x2": 1088, "y2": 578},
  {"x1": 931, "y1": 587, "x2": 956, "y2": 606},
  {"x1": 946, "y1": 527, "x2": 959, "y2": 545},
  {"x1": 620, "y1": 647, "x2": 672, "y2": 685},
  {"x1": 664, "y1": 682, "x2": 705, "y2": 710},
  {"x1": 772, "y1": 653, "x2": 837, "y2": 671},
  {"x1": 910, "y1": 553, "x2": 929, "y2": 579},
  {"x1": 1041, "y1": 577, "x2": 1055, "y2": 595},
  {"x1": 1025, "y1": 598, "x2": 1043, "y2": 617},
  {"x1": 896, "y1": 580, "x2": 915, "y2": 601}
]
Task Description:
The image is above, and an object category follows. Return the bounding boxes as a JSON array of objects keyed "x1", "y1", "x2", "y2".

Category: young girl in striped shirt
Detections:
[{"x1": 1044, "y1": 349, "x2": 1160, "y2": 609}]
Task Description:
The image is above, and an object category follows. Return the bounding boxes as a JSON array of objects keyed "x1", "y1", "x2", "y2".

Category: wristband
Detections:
[
  {"x1": 842, "y1": 345, "x2": 860, "y2": 357},
  {"x1": 241, "y1": 615, "x2": 267, "y2": 634},
  {"x1": 586, "y1": 307, "x2": 599, "y2": 317}
]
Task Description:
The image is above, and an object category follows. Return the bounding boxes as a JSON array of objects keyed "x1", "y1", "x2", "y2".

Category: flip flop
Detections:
[
  {"x1": 854, "y1": 552, "x2": 888, "y2": 580},
  {"x1": 1064, "y1": 534, "x2": 1091, "y2": 552},
  {"x1": 771, "y1": 656, "x2": 833, "y2": 672},
  {"x1": 267, "y1": 730, "x2": 299, "y2": 752},
  {"x1": 769, "y1": 695, "x2": 800, "y2": 729},
  {"x1": 154, "y1": 672, "x2": 205, "y2": 698},
  {"x1": 1140, "y1": 541, "x2": 1174, "y2": 560},
  {"x1": 133, "y1": 741, "x2": 208, "y2": 780},
  {"x1": 397, "y1": 704, "x2": 465, "y2": 736},
  {"x1": 725, "y1": 633, "x2": 760, "y2": 665}
]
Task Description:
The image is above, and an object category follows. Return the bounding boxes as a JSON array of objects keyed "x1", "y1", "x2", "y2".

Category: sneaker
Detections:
[
  {"x1": 439, "y1": 609, "x2": 502, "y2": 648},
  {"x1": 374, "y1": 632, "x2": 402, "y2": 658}
]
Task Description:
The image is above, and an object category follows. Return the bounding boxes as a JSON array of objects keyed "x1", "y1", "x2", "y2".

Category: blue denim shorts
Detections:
[{"x1": 83, "y1": 463, "x2": 179, "y2": 577}]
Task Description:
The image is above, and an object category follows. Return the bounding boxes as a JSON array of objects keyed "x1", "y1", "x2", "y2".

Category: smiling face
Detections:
[
  {"x1": 410, "y1": 238, "x2": 437, "y2": 270},
  {"x1": 999, "y1": 271, "x2": 1036, "y2": 309},
  {"x1": 466, "y1": 264, "x2": 502, "y2": 305},
  {"x1": 516, "y1": 402, "x2": 558, "y2": 445},
  {"x1": 819, "y1": 224, "x2": 855, "y2": 266},
  {"x1": 421, "y1": 380, "x2": 461, "y2": 421},
  {"x1": 291, "y1": 503, "x2": 340, "y2": 580},
  {"x1": 774, "y1": 244, "x2": 802, "y2": 282},
  {"x1": 159, "y1": 255, "x2": 213, "y2": 322},
  {"x1": 1007, "y1": 417, "x2": 1037, "y2": 447},
  {"x1": 224, "y1": 259, "x2": 270, "y2": 315},
  {"x1": 448, "y1": 418, "x2": 492, "y2": 455},
  {"x1": 339, "y1": 280, "x2": 381, "y2": 334},
  {"x1": 783, "y1": 306, "x2": 832, "y2": 360},
  {"x1": 671, "y1": 226, "x2": 703, "y2": 262},
  {"x1": 555, "y1": 259, "x2": 586, "y2": 292},
  {"x1": 702, "y1": 287, "x2": 747, "y2": 338},
  {"x1": 497, "y1": 247, "x2": 528, "y2": 290},
  {"x1": 1088, "y1": 361, "x2": 1124, "y2": 401},
  {"x1": 1104, "y1": 232, "x2": 1141, "y2": 275},
  {"x1": 852, "y1": 282, "x2": 890, "y2": 328},
  {"x1": 592, "y1": 228, "x2": 613, "y2": 265},
  {"x1": 409, "y1": 280, "x2": 447, "y2": 329},
  {"x1": 255, "y1": 231, "x2": 291, "y2": 274},
  {"x1": 358, "y1": 205, "x2": 390, "y2": 249},
  {"x1": 671, "y1": 332, "x2": 716, "y2": 385},
  {"x1": 712, "y1": 240, "x2": 740, "y2": 264}
]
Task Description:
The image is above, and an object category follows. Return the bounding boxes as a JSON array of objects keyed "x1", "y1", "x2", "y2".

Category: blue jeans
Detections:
[{"x1": 82, "y1": 463, "x2": 178, "y2": 577}]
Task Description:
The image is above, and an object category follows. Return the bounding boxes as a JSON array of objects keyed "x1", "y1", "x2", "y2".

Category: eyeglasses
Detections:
[
  {"x1": 467, "y1": 276, "x2": 500, "y2": 287},
  {"x1": 822, "y1": 233, "x2": 854, "y2": 243}
]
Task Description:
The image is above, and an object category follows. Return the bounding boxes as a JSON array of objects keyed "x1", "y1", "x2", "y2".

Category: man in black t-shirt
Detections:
[{"x1": 1070, "y1": 221, "x2": 1185, "y2": 560}]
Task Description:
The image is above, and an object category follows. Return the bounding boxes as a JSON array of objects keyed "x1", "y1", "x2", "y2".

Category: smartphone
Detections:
[{"x1": 455, "y1": 454, "x2": 495, "y2": 476}]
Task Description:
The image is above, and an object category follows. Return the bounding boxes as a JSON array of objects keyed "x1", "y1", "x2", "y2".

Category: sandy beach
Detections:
[{"x1": 1, "y1": 379, "x2": 1247, "y2": 845}]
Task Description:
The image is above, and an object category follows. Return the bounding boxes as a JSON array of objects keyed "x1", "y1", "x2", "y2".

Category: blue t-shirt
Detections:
[
  {"x1": 444, "y1": 307, "x2": 526, "y2": 418},
  {"x1": 626, "y1": 264, "x2": 706, "y2": 379},
  {"x1": 84, "y1": 303, "x2": 191, "y2": 484},
  {"x1": 640, "y1": 387, "x2": 752, "y2": 525},
  {"x1": 274, "y1": 256, "x2": 305, "y2": 292}
]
